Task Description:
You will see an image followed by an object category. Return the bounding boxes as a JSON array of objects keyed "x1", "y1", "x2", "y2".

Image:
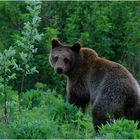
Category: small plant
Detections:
[
  {"x1": 14, "y1": 1, "x2": 43, "y2": 112},
  {"x1": 0, "y1": 47, "x2": 17, "y2": 123},
  {"x1": 97, "y1": 119, "x2": 140, "y2": 139},
  {"x1": 16, "y1": 1, "x2": 43, "y2": 92},
  {"x1": 35, "y1": 82, "x2": 47, "y2": 91}
]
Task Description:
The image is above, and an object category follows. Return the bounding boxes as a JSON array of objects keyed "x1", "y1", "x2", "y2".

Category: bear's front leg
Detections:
[{"x1": 68, "y1": 94, "x2": 89, "y2": 113}]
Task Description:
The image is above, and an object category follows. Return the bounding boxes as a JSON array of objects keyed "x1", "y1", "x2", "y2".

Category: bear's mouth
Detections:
[{"x1": 56, "y1": 68, "x2": 63, "y2": 74}]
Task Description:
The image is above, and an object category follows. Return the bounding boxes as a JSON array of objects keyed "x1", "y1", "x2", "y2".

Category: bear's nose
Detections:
[{"x1": 56, "y1": 68, "x2": 63, "y2": 74}]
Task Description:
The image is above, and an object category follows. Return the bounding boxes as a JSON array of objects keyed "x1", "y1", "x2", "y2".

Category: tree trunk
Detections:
[{"x1": 3, "y1": 70, "x2": 8, "y2": 123}]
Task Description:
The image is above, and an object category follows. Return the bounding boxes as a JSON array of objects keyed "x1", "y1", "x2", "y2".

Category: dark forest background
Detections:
[{"x1": 0, "y1": 1, "x2": 140, "y2": 92}]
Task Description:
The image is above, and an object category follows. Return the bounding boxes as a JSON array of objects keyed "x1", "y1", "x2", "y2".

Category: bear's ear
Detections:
[
  {"x1": 52, "y1": 38, "x2": 61, "y2": 48},
  {"x1": 71, "y1": 42, "x2": 81, "y2": 53}
]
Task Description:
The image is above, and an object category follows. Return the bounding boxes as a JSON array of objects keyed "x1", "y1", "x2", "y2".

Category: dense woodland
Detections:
[{"x1": 0, "y1": 1, "x2": 140, "y2": 139}]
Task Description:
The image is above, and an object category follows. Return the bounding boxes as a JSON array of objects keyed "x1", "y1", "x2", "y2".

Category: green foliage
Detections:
[
  {"x1": 0, "y1": 88, "x2": 93, "y2": 139},
  {"x1": 0, "y1": 1, "x2": 140, "y2": 91},
  {"x1": 15, "y1": 1, "x2": 43, "y2": 76},
  {"x1": 0, "y1": 47, "x2": 17, "y2": 122},
  {"x1": 1, "y1": 85, "x2": 140, "y2": 139},
  {"x1": 42, "y1": 1, "x2": 140, "y2": 82},
  {"x1": 35, "y1": 82, "x2": 47, "y2": 90},
  {"x1": 0, "y1": 47, "x2": 17, "y2": 82},
  {"x1": 97, "y1": 119, "x2": 140, "y2": 139}
]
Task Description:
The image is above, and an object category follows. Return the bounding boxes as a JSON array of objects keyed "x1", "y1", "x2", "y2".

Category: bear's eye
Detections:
[
  {"x1": 54, "y1": 56, "x2": 58, "y2": 61},
  {"x1": 64, "y1": 58, "x2": 70, "y2": 64}
]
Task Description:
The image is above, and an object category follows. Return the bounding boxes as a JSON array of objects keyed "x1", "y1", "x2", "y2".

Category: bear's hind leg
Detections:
[
  {"x1": 92, "y1": 107, "x2": 108, "y2": 132},
  {"x1": 92, "y1": 95, "x2": 125, "y2": 132},
  {"x1": 125, "y1": 104, "x2": 140, "y2": 129}
]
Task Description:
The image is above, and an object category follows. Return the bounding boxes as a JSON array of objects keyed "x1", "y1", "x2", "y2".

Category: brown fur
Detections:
[{"x1": 49, "y1": 38, "x2": 140, "y2": 131}]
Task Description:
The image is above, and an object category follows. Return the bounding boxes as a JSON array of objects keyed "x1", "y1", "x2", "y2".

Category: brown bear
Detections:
[{"x1": 49, "y1": 38, "x2": 140, "y2": 131}]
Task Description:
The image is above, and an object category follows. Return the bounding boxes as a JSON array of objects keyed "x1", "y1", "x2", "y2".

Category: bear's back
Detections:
[
  {"x1": 89, "y1": 55, "x2": 140, "y2": 105},
  {"x1": 80, "y1": 48, "x2": 140, "y2": 102}
]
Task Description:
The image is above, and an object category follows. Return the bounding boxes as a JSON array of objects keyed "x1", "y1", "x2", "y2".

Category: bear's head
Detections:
[{"x1": 49, "y1": 38, "x2": 81, "y2": 75}]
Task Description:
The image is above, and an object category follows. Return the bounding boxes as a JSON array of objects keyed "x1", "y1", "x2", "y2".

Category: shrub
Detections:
[
  {"x1": 35, "y1": 82, "x2": 47, "y2": 91},
  {"x1": 97, "y1": 119, "x2": 140, "y2": 139},
  {"x1": 10, "y1": 116, "x2": 59, "y2": 139},
  {"x1": 7, "y1": 106, "x2": 92, "y2": 139},
  {"x1": 1, "y1": 87, "x2": 140, "y2": 139},
  {"x1": 21, "y1": 88, "x2": 87, "y2": 123},
  {"x1": 0, "y1": 88, "x2": 93, "y2": 139}
]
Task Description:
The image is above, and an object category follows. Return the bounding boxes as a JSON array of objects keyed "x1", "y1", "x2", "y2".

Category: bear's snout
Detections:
[{"x1": 56, "y1": 68, "x2": 63, "y2": 74}]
